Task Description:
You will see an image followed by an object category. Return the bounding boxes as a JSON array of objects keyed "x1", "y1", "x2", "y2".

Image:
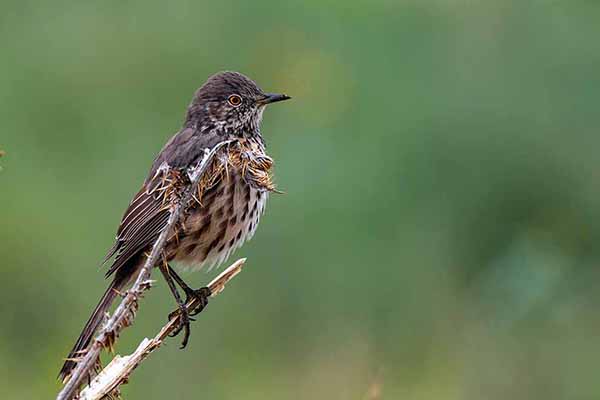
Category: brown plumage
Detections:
[{"x1": 59, "y1": 72, "x2": 290, "y2": 381}]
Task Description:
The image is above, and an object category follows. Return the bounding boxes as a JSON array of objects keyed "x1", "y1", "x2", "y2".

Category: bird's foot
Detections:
[
  {"x1": 184, "y1": 286, "x2": 211, "y2": 316},
  {"x1": 168, "y1": 304, "x2": 193, "y2": 349},
  {"x1": 167, "y1": 287, "x2": 210, "y2": 349}
]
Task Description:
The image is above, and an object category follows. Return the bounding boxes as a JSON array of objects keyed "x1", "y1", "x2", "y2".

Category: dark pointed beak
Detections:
[{"x1": 258, "y1": 93, "x2": 291, "y2": 105}]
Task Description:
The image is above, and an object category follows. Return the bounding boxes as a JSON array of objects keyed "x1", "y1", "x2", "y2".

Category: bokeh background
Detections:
[{"x1": 2, "y1": 1, "x2": 600, "y2": 399}]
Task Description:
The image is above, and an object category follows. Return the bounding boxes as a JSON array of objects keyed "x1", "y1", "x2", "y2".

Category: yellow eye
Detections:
[{"x1": 228, "y1": 94, "x2": 242, "y2": 106}]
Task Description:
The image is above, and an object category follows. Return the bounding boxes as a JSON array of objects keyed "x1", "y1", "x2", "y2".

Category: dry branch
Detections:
[
  {"x1": 78, "y1": 258, "x2": 246, "y2": 400},
  {"x1": 56, "y1": 141, "x2": 232, "y2": 400}
]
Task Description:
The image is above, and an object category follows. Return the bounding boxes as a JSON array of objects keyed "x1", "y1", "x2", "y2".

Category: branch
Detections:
[
  {"x1": 78, "y1": 258, "x2": 246, "y2": 400},
  {"x1": 56, "y1": 141, "x2": 232, "y2": 400}
]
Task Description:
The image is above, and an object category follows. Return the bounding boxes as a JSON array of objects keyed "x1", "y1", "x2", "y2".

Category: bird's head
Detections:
[{"x1": 185, "y1": 71, "x2": 290, "y2": 136}]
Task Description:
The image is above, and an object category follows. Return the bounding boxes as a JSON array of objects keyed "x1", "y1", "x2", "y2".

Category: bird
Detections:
[{"x1": 58, "y1": 71, "x2": 291, "y2": 381}]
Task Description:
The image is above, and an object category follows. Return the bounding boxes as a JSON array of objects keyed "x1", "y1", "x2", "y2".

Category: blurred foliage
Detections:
[{"x1": 1, "y1": 0, "x2": 600, "y2": 399}]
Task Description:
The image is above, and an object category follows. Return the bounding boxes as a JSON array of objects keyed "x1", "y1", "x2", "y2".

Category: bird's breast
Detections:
[{"x1": 169, "y1": 167, "x2": 268, "y2": 271}]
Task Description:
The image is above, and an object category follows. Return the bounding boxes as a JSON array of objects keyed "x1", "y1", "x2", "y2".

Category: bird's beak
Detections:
[{"x1": 258, "y1": 93, "x2": 291, "y2": 105}]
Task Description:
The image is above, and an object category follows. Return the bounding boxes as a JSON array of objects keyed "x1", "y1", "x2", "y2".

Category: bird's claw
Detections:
[
  {"x1": 185, "y1": 287, "x2": 211, "y2": 316},
  {"x1": 168, "y1": 305, "x2": 191, "y2": 348},
  {"x1": 167, "y1": 287, "x2": 211, "y2": 349}
]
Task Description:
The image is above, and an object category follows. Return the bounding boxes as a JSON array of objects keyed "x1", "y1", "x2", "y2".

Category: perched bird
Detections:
[{"x1": 59, "y1": 71, "x2": 290, "y2": 381}]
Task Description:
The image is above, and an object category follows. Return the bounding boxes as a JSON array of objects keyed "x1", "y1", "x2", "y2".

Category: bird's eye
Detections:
[{"x1": 228, "y1": 94, "x2": 242, "y2": 107}]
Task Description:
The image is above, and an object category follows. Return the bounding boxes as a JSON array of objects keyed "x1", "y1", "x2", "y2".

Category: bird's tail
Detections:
[{"x1": 58, "y1": 273, "x2": 128, "y2": 382}]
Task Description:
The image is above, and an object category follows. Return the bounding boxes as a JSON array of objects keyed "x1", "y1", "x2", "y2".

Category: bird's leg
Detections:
[
  {"x1": 166, "y1": 263, "x2": 211, "y2": 317},
  {"x1": 158, "y1": 262, "x2": 192, "y2": 349}
]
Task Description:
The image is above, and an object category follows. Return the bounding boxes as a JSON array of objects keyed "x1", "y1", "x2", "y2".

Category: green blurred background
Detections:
[{"x1": 2, "y1": 1, "x2": 600, "y2": 399}]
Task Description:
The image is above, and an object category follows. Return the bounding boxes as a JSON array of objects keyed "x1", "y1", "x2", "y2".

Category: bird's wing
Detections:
[{"x1": 103, "y1": 128, "x2": 228, "y2": 278}]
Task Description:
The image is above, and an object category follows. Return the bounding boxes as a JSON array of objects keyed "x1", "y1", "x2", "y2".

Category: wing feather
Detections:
[
  {"x1": 104, "y1": 177, "x2": 170, "y2": 277},
  {"x1": 118, "y1": 190, "x2": 160, "y2": 238}
]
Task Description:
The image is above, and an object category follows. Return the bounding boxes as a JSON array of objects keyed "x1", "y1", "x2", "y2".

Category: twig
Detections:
[
  {"x1": 78, "y1": 258, "x2": 246, "y2": 400},
  {"x1": 56, "y1": 141, "x2": 232, "y2": 400}
]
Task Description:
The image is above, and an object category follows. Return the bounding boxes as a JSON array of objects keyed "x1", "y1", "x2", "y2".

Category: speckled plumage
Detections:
[
  {"x1": 168, "y1": 137, "x2": 271, "y2": 271},
  {"x1": 59, "y1": 71, "x2": 289, "y2": 381}
]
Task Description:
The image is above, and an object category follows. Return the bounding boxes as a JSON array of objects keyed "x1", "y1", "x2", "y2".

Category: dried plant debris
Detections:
[
  {"x1": 198, "y1": 139, "x2": 277, "y2": 198},
  {"x1": 148, "y1": 140, "x2": 277, "y2": 212}
]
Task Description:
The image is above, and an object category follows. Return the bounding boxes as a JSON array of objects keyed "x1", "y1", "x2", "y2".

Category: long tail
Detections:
[{"x1": 58, "y1": 273, "x2": 128, "y2": 381}]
